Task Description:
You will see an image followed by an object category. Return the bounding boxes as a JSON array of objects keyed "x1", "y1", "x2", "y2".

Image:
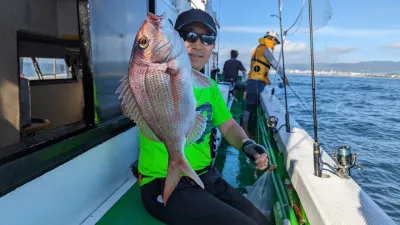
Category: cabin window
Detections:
[
  {"x1": 20, "y1": 57, "x2": 74, "y2": 80},
  {"x1": 15, "y1": 31, "x2": 86, "y2": 153}
]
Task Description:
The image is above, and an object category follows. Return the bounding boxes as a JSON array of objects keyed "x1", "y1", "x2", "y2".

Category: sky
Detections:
[{"x1": 212, "y1": 0, "x2": 400, "y2": 69}]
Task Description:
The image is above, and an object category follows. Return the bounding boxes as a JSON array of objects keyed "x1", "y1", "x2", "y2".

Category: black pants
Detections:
[{"x1": 141, "y1": 167, "x2": 270, "y2": 225}]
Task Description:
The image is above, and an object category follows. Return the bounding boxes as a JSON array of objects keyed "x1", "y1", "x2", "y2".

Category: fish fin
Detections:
[
  {"x1": 116, "y1": 75, "x2": 161, "y2": 142},
  {"x1": 192, "y1": 69, "x2": 213, "y2": 88},
  {"x1": 137, "y1": 121, "x2": 162, "y2": 142},
  {"x1": 163, "y1": 155, "x2": 204, "y2": 205},
  {"x1": 179, "y1": 160, "x2": 204, "y2": 190},
  {"x1": 185, "y1": 112, "x2": 207, "y2": 145}
]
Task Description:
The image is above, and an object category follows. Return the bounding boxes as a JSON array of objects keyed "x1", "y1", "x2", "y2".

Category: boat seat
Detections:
[
  {"x1": 21, "y1": 118, "x2": 52, "y2": 137},
  {"x1": 96, "y1": 182, "x2": 165, "y2": 225}
]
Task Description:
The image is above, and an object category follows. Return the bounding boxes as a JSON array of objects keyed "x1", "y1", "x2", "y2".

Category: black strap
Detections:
[
  {"x1": 251, "y1": 58, "x2": 271, "y2": 69},
  {"x1": 251, "y1": 46, "x2": 271, "y2": 69},
  {"x1": 196, "y1": 165, "x2": 211, "y2": 175},
  {"x1": 140, "y1": 165, "x2": 211, "y2": 178}
]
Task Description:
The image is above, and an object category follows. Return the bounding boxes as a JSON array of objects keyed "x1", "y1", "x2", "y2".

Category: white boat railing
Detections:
[{"x1": 260, "y1": 86, "x2": 396, "y2": 225}]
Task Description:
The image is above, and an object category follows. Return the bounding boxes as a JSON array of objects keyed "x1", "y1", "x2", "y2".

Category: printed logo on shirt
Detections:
[{"x1": 195, "y1": 102, "x2": 213, "y2": 144}]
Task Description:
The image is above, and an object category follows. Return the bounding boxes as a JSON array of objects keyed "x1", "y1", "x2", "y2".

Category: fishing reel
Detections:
[
  {"x1": 267, "y1": 116, "x2": 285, "y2": 135},
  {"x1": 331, "y1": 145, "x2": 361, "y2": 179}
]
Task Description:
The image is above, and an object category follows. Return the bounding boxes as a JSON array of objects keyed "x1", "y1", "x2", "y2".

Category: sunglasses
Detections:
[{"x1": 179, "y1": 31, "x2": 216, "y2": 46}]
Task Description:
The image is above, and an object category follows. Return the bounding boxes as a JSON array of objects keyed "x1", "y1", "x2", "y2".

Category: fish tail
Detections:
[{"x1": 163, "y1": 155, "x2": 204, "y2": 205}]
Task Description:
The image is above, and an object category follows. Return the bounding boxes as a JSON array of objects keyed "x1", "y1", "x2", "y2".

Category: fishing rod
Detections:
[
  {"x1": 216, "y1": 0, "x2": 220, "y2": 71},
  {"x1": 271, "y1": 0, "x2": 306, "y2": 91},
  {"x1": 270, "y1": 0, "x2": 361, "y2": 179},
  {"x1": 277, "y1": 0, "x2": 291, "y2": 133},
  {"x1": 307, "y1": 0, "x2": 322, "y2": 177},
  {"x1": 270, "y1": 0, "x2": 307, "y2": 132},
  {"x1": 270, "y1": 0, "x2": 306, "y2": 96}
]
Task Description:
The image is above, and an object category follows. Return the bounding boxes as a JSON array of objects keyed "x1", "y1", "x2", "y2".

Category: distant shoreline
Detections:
[
  {"x1": 278, "y1": 70, "x2": 400, "y2": 79},
  {"x1": 292, "y1": 73, "x2": 400, "y2": 79}
]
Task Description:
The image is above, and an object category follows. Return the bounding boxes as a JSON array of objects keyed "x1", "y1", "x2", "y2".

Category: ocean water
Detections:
[{"x1": 274, "y1": 74, "x2": 400, "y2": 224}]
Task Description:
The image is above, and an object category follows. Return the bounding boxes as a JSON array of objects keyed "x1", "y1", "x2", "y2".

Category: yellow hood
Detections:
[{"x1": 258, "y1": 37, "x2": 275, "y2": 50}]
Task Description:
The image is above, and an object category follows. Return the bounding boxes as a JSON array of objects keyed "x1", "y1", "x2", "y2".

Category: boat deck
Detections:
[
  {"x1": 95, "y1": 99, "x2": 259, "y2": 224},
  {"x1": 96, "y1": 183, "x2": 163, "y2": 225}
]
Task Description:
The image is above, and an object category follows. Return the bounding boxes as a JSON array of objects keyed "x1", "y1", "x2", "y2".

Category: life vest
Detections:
[{"x1": 248, "y1": 38, "x2": 275, "y2": 85}]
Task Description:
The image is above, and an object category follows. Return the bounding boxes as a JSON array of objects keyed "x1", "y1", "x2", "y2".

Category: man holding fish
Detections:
[{"x1": 118, "y1": 9, "x2": 270, "y2": 225}]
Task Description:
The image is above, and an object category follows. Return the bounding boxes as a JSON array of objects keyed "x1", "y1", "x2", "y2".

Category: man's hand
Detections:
[
  {"x1": 254, "y1": 152, "x2": 269, "y2": 170},
  {"x1": 284, "y1": 77, "x2": 289, "y2": 85},
  {"x1": 241, "y1": 139, "x2": 269, "y2": 170}
]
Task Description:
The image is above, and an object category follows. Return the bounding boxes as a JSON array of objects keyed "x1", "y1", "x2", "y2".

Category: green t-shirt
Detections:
[{"x1": 138, "y1": 79, "x2": 232, "y2": 186}]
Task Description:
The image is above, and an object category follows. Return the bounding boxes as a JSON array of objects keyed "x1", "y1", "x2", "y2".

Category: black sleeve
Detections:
[{"x1": 239, "y1": 61, "x2": 245, "y2": 71}]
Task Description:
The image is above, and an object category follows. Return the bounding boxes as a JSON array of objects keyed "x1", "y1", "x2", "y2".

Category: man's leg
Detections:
[
  {"x1": 211, "y1": 177, "x2": 270, "y2": 225},
  {"x1": 141, "y1": 173, "x2": 260, "y2": 225},
  {"x1": 140, "y1": 179, "x2": 170, "y2": 223},
  {"x1": 243, "y1": 80, "x2": 257, "y2": 136},
  {"x1": 231, "y1": 81, "x2": 238, "y2": 101},
  {"x1": 165, "y1": 183, "x2": 258, "y2": 225},
  {"x1": 243, "y1": 103, "x2": 257, "y2": 138},
  {"x1": 242, "y1": 109, "x2": 252, "y2": 138}
]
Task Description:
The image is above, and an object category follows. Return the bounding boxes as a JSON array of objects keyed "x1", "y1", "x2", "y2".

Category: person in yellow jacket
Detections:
[{"x1": 242, "y1": 30, "x2": 288, "y2": 137}]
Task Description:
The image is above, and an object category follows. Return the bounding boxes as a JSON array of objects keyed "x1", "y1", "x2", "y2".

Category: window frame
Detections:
[
  {"x1": 17, "y1": 30, "x2": 79, "y2": 86},
  {"x1": 0, "y1": 0, "x2": 153, "y2": 199}
]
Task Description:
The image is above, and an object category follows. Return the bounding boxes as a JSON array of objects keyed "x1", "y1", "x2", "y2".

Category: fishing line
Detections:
[
  {"x1": 283, "y1": 84, "x2": 330, "y2": 140},
  {"x1": 190, "y1": 0, "x2": 199, "y2": 9},
  {"x1": 285, "y1": 0, "x2": 306, "y2": 33},
  {"x1": 270, "y1": 0, "x2": 306, "y2": 97},
  {"x1": 273, "y1": 83, "x2": 365, "y2": 163},
  {"x1": 277, "y1": 0, "x2": 291, "y2": 132},
  {"x1": 217, "y1": 0, "x2": 221, "y2": 71}
]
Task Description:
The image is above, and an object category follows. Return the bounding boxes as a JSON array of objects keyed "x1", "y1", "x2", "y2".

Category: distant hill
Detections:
[{"x1": 286, "y1": 61, "x2": 400, "y2": 74}]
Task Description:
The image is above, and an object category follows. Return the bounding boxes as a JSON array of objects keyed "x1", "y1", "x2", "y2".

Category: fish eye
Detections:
[{"x1": 138, "y1": 36, "x2": 149, "y2": 49}]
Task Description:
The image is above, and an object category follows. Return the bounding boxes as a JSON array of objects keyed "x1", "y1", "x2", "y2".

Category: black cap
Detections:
[{"x1": 175, "y1": 9, "x2": 217, "y2": 35}]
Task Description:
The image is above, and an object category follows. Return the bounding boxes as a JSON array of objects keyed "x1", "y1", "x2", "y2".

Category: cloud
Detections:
[
  {"x1": 284, "y1": 41, "x2": 308, "y2": 53},
  {"x1": 126, "y1": 12, "x2": 134, "y2": 22},
  {"x1": 324, "y1": 46, "x2": 357, "y2": 54},
  {"x1": 220, "y1": 26, "x2": 400, "y2": 41},
  {"x1": 379, "y1": 43, "x2": 400, "y2": 49},
  {"x1": 217, "y1": 42, "x2": 357, "y2": 65},
  {"x1": 268, "y1": 44, "x2": 358, "y2": 64},
  {"x1": 217, "y1": 44, "x2": 256, "y2": 69},
  {"x1": 220, "y1": 26, "x2": 278, "y2": 34},
  {"x1": 315, "y1": 27, "x2": 400, "y2": 38},
  {"x1": 284, "y1": 51, "x2": 359, "y2": 64},
  {"x1": 217, "y1": 42, "x2": 363, "y2": 65}
]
